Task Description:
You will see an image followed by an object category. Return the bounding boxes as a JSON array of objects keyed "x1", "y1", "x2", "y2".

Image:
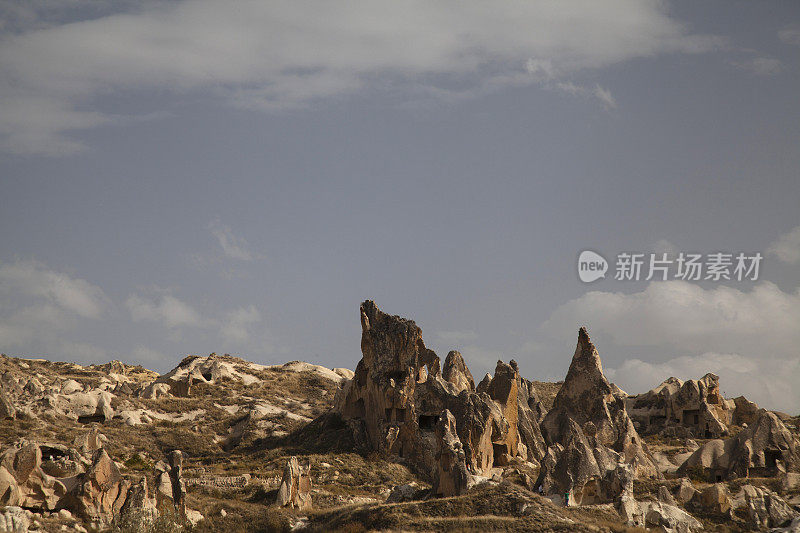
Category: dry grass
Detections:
[{"x1": 531, "y1": 381, "x2": 562, "y2": 411}]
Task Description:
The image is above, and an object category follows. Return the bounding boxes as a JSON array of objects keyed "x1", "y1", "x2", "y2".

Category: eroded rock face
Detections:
[
  {"x1": 0, "y1": 388, "x2": 15, "y2": 420},
  {"x1": 0, "y1": 506, "x2": 29, "y2": 533},
  {"x1": 0, "y1": 441, "x2": 73, "y2": 510},
  {"x1": 442, "y1": 351, "x2": 474, "y2": 394},
  {"x1": 544, "y1": 329, "x2": 636, "y2": 447},
  {"x1": 677, "y1": 409, "x2": 800, "y2": 480},
  {"x1": 539, "y1": 328, "x2": 658, "y2": 487},
  {"x1": 619, "y1": 495, "x2": 703, "y2": 533},
  {"x1": 335, "y1": 301, "x2": 547, "y2": 481},
  {"x1": 433, "y1": 409, "x2": 470, "y2": 497},
  {"x1": 698, "y1": 483, "x2": 732, "y2": 515},
  {"x1": 155, "y1": 450, "x2": 186, "y2": 518},
  {"x1": 276, "y1": 456, "x2": 312, "y2": 510},
  {"x1": 626, "y1": 373, "x2": 743, "y2": 439},
  {"x1": 119, "y1": 476, "x2": 157, "y2": 526},
  {"x1": 70, "y1": 449, "x2": 130, "y2": 526},
  {"x1": 738, "y1": 484, "x2": 796, "y2": 529}
]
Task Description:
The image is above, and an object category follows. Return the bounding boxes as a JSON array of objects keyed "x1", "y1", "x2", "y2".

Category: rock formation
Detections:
[
  {"x1": 155, "y1": 450, "x2": 186, "y2": 518},
  {"x1": 737, "y1": 484, "x2": 796, "y2": 529},
  {"x1": 432, "y1": 409, "x2": 471, "y2": 497},
  {"x1": 535, "y1": 328, "x2": 658, "y2": 503},
  {"x1": 69, "y1": 449, "x2": 130, "y2": 526},
  {"x1": 625, "y1": 373, "x2": 755, "y2": 438},
  {"x1": 677, "y1": 409, "x2": 800, "y2": 480},
  {"x1": 442, "y1": 351, "x2": 474, "y2": 393},
  {"x1": 335, "y1": 301, "x2": 546, "y2": 480},
  {"x1": 275, "y1": 456, "x2": 312, "y2": 510},
  {"x1": 0, "y1": 506, "x2": 29, "y2": 533},
  {"x1": 0, "y1": 388, "x2": 15, "y2": 420},
  {"x1": 0, "y1": 441, "x2": 75, "y2": 510},
  {"x1": 619, "y1": 495, "x2": 703, "y2": 532}
]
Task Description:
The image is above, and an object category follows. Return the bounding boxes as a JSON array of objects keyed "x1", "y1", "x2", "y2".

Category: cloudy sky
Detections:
[{"x1": 1, "y1": 1, "x2": 799, "y2": 412}]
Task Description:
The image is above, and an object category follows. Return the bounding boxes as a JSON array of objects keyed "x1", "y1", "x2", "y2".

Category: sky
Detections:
[{"x1": 1, "y1": 1, "x2": 799, "y2": 412}]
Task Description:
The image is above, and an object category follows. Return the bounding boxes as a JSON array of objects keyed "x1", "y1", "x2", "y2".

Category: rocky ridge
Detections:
[{"x1": 0, "y1": 300, "x2": 797, "y2": 532}]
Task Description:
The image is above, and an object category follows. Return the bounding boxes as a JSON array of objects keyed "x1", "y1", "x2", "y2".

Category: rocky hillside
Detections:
[{"x1": 0, "y1": 301, "x2": 799, "y2": 532}]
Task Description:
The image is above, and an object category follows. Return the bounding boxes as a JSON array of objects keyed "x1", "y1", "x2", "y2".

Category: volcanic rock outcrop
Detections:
[
  {"x1": 335, "y1": 301, "x2": 546, "y2": 481},
  {"x1": 275, "y1": 456, "x2": 312, "y2": 510},
  {"x1": 625, "y1": 373, "x2": 759, "y2": 439},
  {"x1": 155, "y1": 450, "x2": 187, "y2": 518},
  {"x1": 677, "y1": 409, "x2": 800, "y2": 481},
  {"x1": 536, "y1": 328, "x2": 658, "y2": 503},
  {"x1": 0, "y1": 433, "x2": 191, "y2": 528},
  {"x1": 432, "y1": 409, "x2": 471, "y2": 496},
  {"x1": 69, "y1": 449, "x2": 130, "y2": 525}
]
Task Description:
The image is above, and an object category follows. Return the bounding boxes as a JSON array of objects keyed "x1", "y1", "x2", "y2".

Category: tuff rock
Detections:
[
  {"x1": 432, "y1": 409, "x2": 471, "y2": 497},
  {"x1": 335, "y1": 301, "x2": 546, "y2": 480},
  {"x1": 275, "y1": 456, "x2": 312, "y2": 510},
  {"x1": 626, "y1": 373, "x2": 740, "y2": 439},
  {"x1": 677, "y1": 409, "x2": 800, "y2": 480}
]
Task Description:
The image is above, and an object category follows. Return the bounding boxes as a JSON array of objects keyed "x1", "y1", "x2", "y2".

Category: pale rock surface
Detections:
[
  {"x1": 0, "y1": 506, "x2": 28, "y2": 533},
  {"x1": 276, "y1": 457, "x2": 312, "y2": 510}
]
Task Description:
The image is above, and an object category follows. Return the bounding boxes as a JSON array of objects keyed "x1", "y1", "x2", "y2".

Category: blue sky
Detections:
[{"x1": 1, "y1": 1, "x2": 799, "y2": 412}]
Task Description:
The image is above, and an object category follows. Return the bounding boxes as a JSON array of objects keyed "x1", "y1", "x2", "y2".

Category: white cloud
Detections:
[
  {"x1": 209, "y1": 217, "x2": 253, "y2": 261},
  {"x1": 607, "y1": 352, "x2": 800, "y2": 415},
  {"x1": 592, "y1": 85, "x2": 617, "y2": 111},
  {"x1": 220, "y1": 305, "x2": 261, "y2": 344},
  {"x1": 767, "y1": 225, "x2": 800, "y2": 264},
  {"x1": 553, "y1": 82, "x2": 617, "y2": 110},
  {"x1": 778, "y1": 25, "x2": 800, "y2": 46},
  {"x1": 0, "y1": 303, "x2": 72, "y2": 349},
  {"x1": 0, "y1": 259, "x2": 110, "y2": 318},
  {"x1": 125, "y1": 292, "x2": 204, "y2": 329},
  {"x1": 543, "y1": 280, "x2": 800, "y2": 358},
  {"x1": 0, "y1": 0, "x2": 721, "y2": 155},
  {"x1": 541, "y1": 280, "x2": 800, "y2": 412},
  {"x1": 0, "y1": 260, "x2": 110, "y2": 360},
  {"x1": 730, "y1": 57, "x2": 783, "y2": 76}
]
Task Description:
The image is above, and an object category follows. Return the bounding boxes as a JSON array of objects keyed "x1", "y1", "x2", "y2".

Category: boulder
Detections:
[
  {"x1": 386, "y1": 482, "x2": 420, "y2": 503},
  {"x1": 70, "y1": 449, "x2": 129, "y2": 526},
  {"x1": 136, "y1": 382, "x2": 171, "y2": 400},
  {"x1": 674, "y1": 477, "x2": 697, "y2": 504},
  {"x1": 60, "y1": 379, "x2": 83, "y2": 395},
  {"x1": 0, "y1": 441, "x2": 72, "y2": 510},
  {"x1": 275, "y1": 456, "x2": 312, "y2": 510},
  {"x1": 52, "y1": 390, "x2": 114, "y2": 422},
  {"x1": 618, "y1": 495, "x2": 703, "y2": 532},
  {"x1": 698, "y1": 483, "x2": 731, "y2": 514},
  {"x1": 73, "y1": 428, "x2": 107, "y2": 455},
  {"x1": 738, "y1": 484, "x2": 796, "y2": 529}
]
